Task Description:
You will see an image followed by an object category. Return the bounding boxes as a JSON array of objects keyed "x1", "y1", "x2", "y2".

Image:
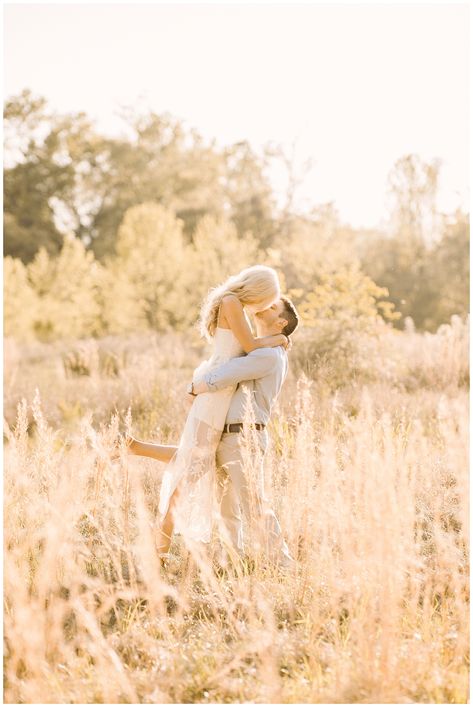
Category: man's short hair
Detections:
[{"x1": 280, "y1": 296, "x2": 299, "y2": 337}]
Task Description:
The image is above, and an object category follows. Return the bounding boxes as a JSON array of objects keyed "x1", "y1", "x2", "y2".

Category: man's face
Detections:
[{"x1": 254, "y1": 299, "x2": 287, "y2": 331}]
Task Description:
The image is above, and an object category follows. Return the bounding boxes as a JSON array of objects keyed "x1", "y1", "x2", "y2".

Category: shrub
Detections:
[{"x1": 4, "y1": 256, "x2": 39, "y2": 341}]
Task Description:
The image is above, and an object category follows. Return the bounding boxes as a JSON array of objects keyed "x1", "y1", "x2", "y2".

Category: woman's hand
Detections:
[{"x1": 276, "y1": 334, "x2": 291, "y2": 350}]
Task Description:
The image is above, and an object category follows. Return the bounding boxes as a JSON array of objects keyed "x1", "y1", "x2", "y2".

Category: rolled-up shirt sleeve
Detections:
[{"x1": 201, "y1": 348, "x2": 279, "y2": 391}]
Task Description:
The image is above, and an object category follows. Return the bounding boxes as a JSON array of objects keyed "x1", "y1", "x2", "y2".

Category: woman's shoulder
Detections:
[
  {"x1": 218, "y1": 294, "x2": 242, "y2": 328},
  {"x1": 221, "y1": 294, "x2": 241, "y2": 308}
]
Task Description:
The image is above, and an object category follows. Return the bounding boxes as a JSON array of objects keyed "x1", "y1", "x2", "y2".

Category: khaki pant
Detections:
[{"x1": 215, "y1": 430, "x2": 292, "y2": 562}]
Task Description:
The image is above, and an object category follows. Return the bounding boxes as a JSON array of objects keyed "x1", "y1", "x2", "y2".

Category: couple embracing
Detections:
[{"x1": 122, "y1": 265, "x2": 299, "y2": 570}]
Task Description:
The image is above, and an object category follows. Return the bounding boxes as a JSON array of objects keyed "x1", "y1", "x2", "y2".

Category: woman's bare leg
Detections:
[
  {"x1": 156, "y1": 421, "x2": 218, "y2": 558},
  {"x1": 124, "y1": 437, "x2": 179, "y2": 556},
  {"x1": 128, "y1": 437, "x2": 178, "y2": 463},
  {"x1": 156, "y1": 486, "x2": 180, "y2": 555}
]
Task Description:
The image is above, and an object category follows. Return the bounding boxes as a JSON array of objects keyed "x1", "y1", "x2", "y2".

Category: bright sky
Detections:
[{"x1": 3, "y1": 2, "x2": 470, "y2": 229}]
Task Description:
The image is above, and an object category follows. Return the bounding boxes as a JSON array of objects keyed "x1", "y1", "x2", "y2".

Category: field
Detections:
[{"x1": 3, "y1": 319, "x2": 469, "y2": 704}]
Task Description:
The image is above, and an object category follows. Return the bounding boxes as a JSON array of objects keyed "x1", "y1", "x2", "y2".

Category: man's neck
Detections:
[{"x1": 256, "y1": 325, "x2": 282, "y2": 338}]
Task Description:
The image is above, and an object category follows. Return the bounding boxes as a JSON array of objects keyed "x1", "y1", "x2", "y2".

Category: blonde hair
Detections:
[{"x1": 199, "y1": 265, "x2": 281, "y2": 341}]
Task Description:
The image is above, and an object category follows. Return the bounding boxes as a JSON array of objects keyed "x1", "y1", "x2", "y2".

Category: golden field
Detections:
[{"x1": 3, "y1": 317, "x2": 469, "y2": 704}]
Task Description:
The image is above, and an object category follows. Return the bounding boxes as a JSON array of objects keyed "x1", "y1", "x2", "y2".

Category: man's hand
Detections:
[
  {"x1": 192, "y1": 378, "x2": 209, "y2": 395},
  {"x1": 185, "y1": 377, "x2": 209, "y2": 404},
  {"x1": 185, "y1": 392, "x2": 196, "y2": 406}
]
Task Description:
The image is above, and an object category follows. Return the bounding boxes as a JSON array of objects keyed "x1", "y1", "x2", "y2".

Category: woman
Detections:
[{"x1": 124, "y1": 265, "x2": 288, "y2": 557}]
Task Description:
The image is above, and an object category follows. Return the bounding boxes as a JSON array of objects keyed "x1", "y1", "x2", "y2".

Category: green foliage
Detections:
[
  {"x1": 3, "y1": 92, "x2": 469, "y2": 338},
  {"x1": 386, "y1": 153, "x2": 442, "y2": 246},
  {"x1": 3, "y1": 204, "x2": 267, "y2": 343},
  {"x1": 4, "y1": 162, "x2": 66, "y2": 263},
  {"x1": 94, "y1": 260, "x2": 147, "y2": 337},
  {"x1": 115, "y1": 202, "x2": 193, "y2": 330},
  {"x1": 26, "y1": 236, "x2": 101, "y2": 340},
  {"x1": 3, "y1": 256, "x2": 38, "y2": 341},
  {"x1": 190, "y1": 213, "x2": 262, "y2": 306},
  {"x1": 296, "y1": 262, "x2": 400, "y2": 329},
  {"x1": 358, "y1": 153, "x2": 467, "y2": 333},
  {"x1": 361, "y1": 210, "x2": 469, "y2": 332},
  {"x1": 360, "y1": 234, "x2": 428, "y2": 328},
  {"x1": 109, "y1": 109, "x2": 228, "y2": 246},
  {"x1": 426, "y1": 210, "x2": 469, "y2": 328},
  {"x1": 4, "y1": 201, "x2": 467, "y2": 346},
  {"x1": 222, "y1": 140, "x2": 276, "y2": 247},
  {"x1": 269, "y1": 208, "x2": 358, "y2": 292},
  {"x1": 4, "y1": 93, "x2": 280, "y2": 264},
  {"x1": 289, "y1": 263, "x2": 401, "y2": 383},
  {"x1": 4, "y1": 90, "x2": 75, "y2": 262}
]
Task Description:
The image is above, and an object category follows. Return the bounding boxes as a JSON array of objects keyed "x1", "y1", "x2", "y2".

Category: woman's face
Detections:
[
  {"x1": 245, "y1": 302, "x2": 262, "y2": 315},
  {"x1": 245, "y1": 289, "x2": 280, "y2": 315}
]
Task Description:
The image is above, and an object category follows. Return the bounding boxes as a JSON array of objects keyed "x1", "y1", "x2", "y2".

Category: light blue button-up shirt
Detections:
[{"x1": 201, "y1": 346, "x2": 288, "y2": 425}]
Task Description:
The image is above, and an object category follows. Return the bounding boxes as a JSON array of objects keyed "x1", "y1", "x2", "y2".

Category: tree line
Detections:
[{"x1": 4, "y1": 89, "x2": 469, "y2": 342}]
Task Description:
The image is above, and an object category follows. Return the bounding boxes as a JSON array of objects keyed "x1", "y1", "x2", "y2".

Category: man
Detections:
[
  {"x1": 125, "y1": 296, "x2": 299, "y2": 568},
  {"x1": 190, "y1": 296, "x2": 299, "y2": 567}
]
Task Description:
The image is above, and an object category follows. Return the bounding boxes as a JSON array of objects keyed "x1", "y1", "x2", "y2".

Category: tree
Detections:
[
  {"x1": 94, "y1": 258, "x2": 147, "y2": 336},
  {"x1": 360, "y1": 232, "x2": 428, "y2": 328},
  {"x1": 298, "y1": 262, "x2": 400, "y2": 331},
  {"x1": 115, "y1": 202, "x2": 193, "y2": 330},
  {"x1": 88, "y1": 109, "x2": 228, "y2": 259},
  {"x1": 4, "y1": 90, "x2": 74, "y2": 262},
  {"x1": 264, "y1": 138, "x2": 316, "y2": 240},
  {"x1": 26, "y1": 235, "x2": 101, "y2": 340},
  {"x1": 386, "y1": 153, "x2": 442, "y2": 248},
  {"x1": 4, "y1": 95, "x2": 297, "y2": 265},
  {"x1": 268, "y1": 205, "x2": 357, "y2": 294},
  {"x1": 222, "y1": 141, "x2": 277, "y2": 249},
  {"x1": 190, "y1": 214, "x2": 262, "y2": 312},
  {"x1": 358, "y1": 153, "x2": 445, "y2": 330},
  {"x1": 290, "y1": 263, "x2": 401, "y2": 384},
  {"x1": 4, "y1": 94, "x2": 230, "y2": 262},
  {"x1": 3, "y1": 256, "x2": 38, "y2": 340},
  {"x1": 433, "y1": 210, "x2": 469, "y2": 319},
  {"x1": 418, "y1": 209, "x2": 470, "y2": 330}
]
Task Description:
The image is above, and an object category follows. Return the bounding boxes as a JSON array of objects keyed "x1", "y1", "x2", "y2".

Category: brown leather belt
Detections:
[{"x1": 223, "y1": 422, "x2": 266, "y2": 433}]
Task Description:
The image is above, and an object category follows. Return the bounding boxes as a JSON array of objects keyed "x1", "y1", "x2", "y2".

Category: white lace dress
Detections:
[{"x1": 158, "y1": 325, "x2": 245, "y2": 543}]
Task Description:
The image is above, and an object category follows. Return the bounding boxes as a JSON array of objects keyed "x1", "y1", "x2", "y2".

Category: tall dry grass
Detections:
[{"x1": 3, "y1": 320, "x2": 469, "y2": 703}]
